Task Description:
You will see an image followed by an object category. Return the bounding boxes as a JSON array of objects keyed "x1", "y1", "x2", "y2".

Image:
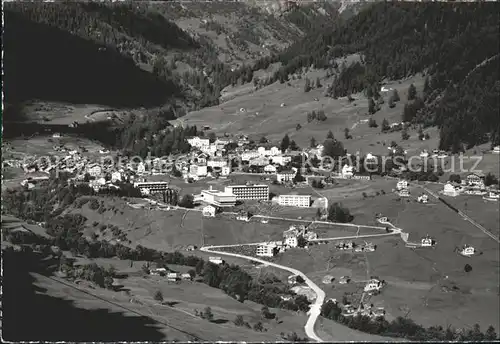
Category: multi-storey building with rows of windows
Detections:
[{"x1": 224, "y1": 184, "x2": 269, "y2": 201}]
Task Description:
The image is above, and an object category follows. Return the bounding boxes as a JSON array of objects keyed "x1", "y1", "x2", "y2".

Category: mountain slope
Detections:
[
  {"x1": 4, "y1": 1, "x2": 341, "y2": 111},
  {"x1": 269, "y1": 1, "x2": 500, "y2": 150}
]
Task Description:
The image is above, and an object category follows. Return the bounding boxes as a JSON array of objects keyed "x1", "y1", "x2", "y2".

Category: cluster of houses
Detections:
[
  {"x1": 255, "y1": 225, "x2": 318, "y2": 257},
  {"x1": 443, "y1": 172, "x2": 499, "y2": 200},
  {"x1": 396, "y1": 179, "x2": 410, "y2": 197},
  {"x1": 419, "y1": 149, "x2": 449, "y2": 159},
  {"x1": 148, "y1": 267, "x2": 193, "y2": 282}
]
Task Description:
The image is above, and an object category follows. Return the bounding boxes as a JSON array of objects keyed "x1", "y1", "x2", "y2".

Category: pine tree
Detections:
[
  {"x1": 304, "y1": 78, "x2": 311, "y2": 92},
  {"x1": 408, "y1": 84, "x2": 417, "y2": 101},
  {"x1": 368, "y1": 97, "x2": 376, "y2": 114},
  {"x1": 280, "y1": 134, "x2": 290, "y2": 152},
  {"x1": 381, "y1": 118, "x2": 390, "y2": 132},
  {"x1": 310, "y1": 137, "x2": 317, "y2": 148},
  {"x1": 326, "y1": 130, "x2": 335, "y2": 140}
]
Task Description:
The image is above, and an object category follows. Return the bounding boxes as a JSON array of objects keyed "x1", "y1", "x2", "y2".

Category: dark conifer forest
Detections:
[{"x1": 271, "y1": 2, "x2": 500, "y2": 151}]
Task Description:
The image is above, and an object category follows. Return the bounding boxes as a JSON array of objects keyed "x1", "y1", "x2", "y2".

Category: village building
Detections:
[
  {"x1": 276, "y1": 170, "x2": 296, "y2": 183},
  {"x1": 241, "y1": 151, "x2": 260, "y2": 161},
  {"x1": 87, "y1": 164, "x2": 102, "y2": 177},
  {"x1": 167, "y1": 272, "x2": 180, "y2": 282},
  {"x1": 225, "y1": 184, "x2": 269, "y2": 201},
  {"x1": 398, "y1": 188, "x2": 410, "y2": 197},
  {"x1": 277, "y1": 194, "x2": 311, "y2": 208},
  {"x1": 236, "y1": 210, "x2": 252, "y2": 222},
  {"x1": 271, "y1": 155, "x2": 292, "y2": 166},
  {"x1": 466, "y1": 172, "x2": 485, "y2": 189},
  {"x1": 459, "y1": 245, "x2": 476, "y2": 257},
  {"x1": 133, "y1": 181, "x2": 170, "y2": 195},
  {"x1": 220, "y1": 166, "x2": 231, "y2": 176},
  {"x1": 339, "y1": 276, "x2": 351, "y2": 284},
  {"x1": 187, "y1": 137, "x2": 210, "y2": 149},
  {"x1": 443, "y1": 182, "x2": 461, "y2": 197},
  {"x1": 421, "y1": 235, "x2": 436, "y2": 247},
  {"x1": 417, "y1": 194, "x2": 429, "y2": 203},
  {"x1": 341, "y1": 164, "x2": 354, "y2": 178},
  {"x1": 150, "y1": 267, "x2": 168, "y2": 276},
  {"x1": 181, "y1": 273, "x2": 193, "y2": 281},
  {"x1": 364, "y1": 279, "x2": 384, "y2": 292},
  {"x1": 396, "y1": 179, "x2": 409, "y2": 191},
  {"x1": 256, "y1": 243, "x2": 278, "y2": 257},
  {"x1": 493, "y1": 145, "x2": 500, "y2": 154},
  {"x1": 264, "y1": 164, "x2": 278, "y2": 174},
  {"x1": 207, "y1": 158, "x2": 228, "y2": 168},
  {"x1": 249, "y1": 156, "x2": 270, "y2": 167},
  {"x1": 189, "y1": 164, "x2": 208, "y2": 178},
  {"x1": 209, "y1": 256, "x2": 224, "y2": 265},
  {"x1": 200, "y1": 186, "x2": 237, "y2": 207}
]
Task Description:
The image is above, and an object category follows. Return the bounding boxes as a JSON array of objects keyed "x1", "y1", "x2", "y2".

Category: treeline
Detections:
[{"x1": 321, "y1": 300, "x2": 498, "y2": 341}]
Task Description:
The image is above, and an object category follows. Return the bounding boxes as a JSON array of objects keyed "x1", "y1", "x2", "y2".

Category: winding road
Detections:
[
  {"x1": 200, "y1": 229, "x2": 401, "y2": 342},
  {"x1": 200, "y1": 244, "x2": 326, "y2": 342}
]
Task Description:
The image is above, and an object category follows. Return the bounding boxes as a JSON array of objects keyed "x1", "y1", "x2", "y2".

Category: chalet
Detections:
[
  {"x1": 189, "y1": 164, "x2": 208, "y2": 177},
  {"x1": 484, "y1": 191, "x2": 500, "y2": 201},
  {"x1": 443, "y1": 182, "x2": 461, "y2": 197},
  {"x1": 271, "y1": 155, "x2": 292, "y2": 166},
  {"x1": 193, "y1": 153, "x2": 209, "y2": 165},
  {"x1": 167, "y1": 272, "x2": 180, "y2": 282},
  {"x1": 341, "y1": 164, "x2": 354, "y2": 178},
  {"x1": 276, "y1": 170, "x2": 296, "y2": 183},
  {"x1": 398, "y1": 188, "x2": 410, "y2": 197},
  {"x1": 396, "y1": 179, "x2": 408, "y2": 191},
  {"x1": 236, "y1": 210, "x2": 252, "y2": 222},
  {"x1": 287, "y1": 275, "x2": 299, "y2": 284},
  {"x1": 493, "y1": 146, "x2": 500, "y2": 154},
  {"x1": 181, "y1": 273, "x2": 193, "y2": 281},
  {"x1": 364, "y1": 279, "x2": 384, "y2": 292},
  {"x1": 421, "y1": 235, "x2": 436, "y2": 247},
  {"x1": 322, "y1": 275, "x2": 335, "y2": 284},
  {"x1": 417, "y1": 194, "x2": 429, "y2": 203},
  {"x1": 459, "y1": 245, "x2": 475, "y2": 257},
  {"x1": 186, "y1": 245, "x2": 197, "y2": 251},
  {"x1": 256, "y1": 243, "x2": 278, "y2": 257},
  {"x1": 364, "y1": 242, "x2": 376, "y2": 252},
  {"x1": 264, "y1": 164, "x2": 277, "y2": 174},
  {"x1": 466, "y1": 173, "x2": 485, "y2": 188},
  {"x1": 371, "y1": 307, "x2": 386, "y2": 318},
  {"x1": 202, "y1": 205, "x2": 217, "y2": 217},
  {"x1": 150, "y1": 268, "x2": 168, "y2": 276},
  {"x1": 209, "y1": 256, "x2": 224, "y2": 265},
  {"x1": 339, "y1": 276, "x2": 351, "y2": 284},
  {"x1": 207, "y1": 158, "x2": 228, "y2": 168}
]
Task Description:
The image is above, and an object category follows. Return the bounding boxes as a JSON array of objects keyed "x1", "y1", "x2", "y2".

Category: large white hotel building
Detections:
[{"x1": 224, "y1": 184, "x2": 269, "y2": 201}]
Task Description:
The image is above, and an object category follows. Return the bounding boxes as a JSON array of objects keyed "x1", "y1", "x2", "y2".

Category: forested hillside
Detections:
[
  {"x1": 4, "y1": 1, "x2": 340, "y2": 111},
  {"x1": 269, "y1": 2, "x2": 500, "y2": 151},
  {"x1": 3, "y1": 10, "x2": 176, "y2": 108}
]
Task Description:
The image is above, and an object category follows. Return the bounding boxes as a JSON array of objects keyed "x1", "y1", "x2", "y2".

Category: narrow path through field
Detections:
[{"x1": 414, "y1": 183, "x2": 500, "y2": 244}]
